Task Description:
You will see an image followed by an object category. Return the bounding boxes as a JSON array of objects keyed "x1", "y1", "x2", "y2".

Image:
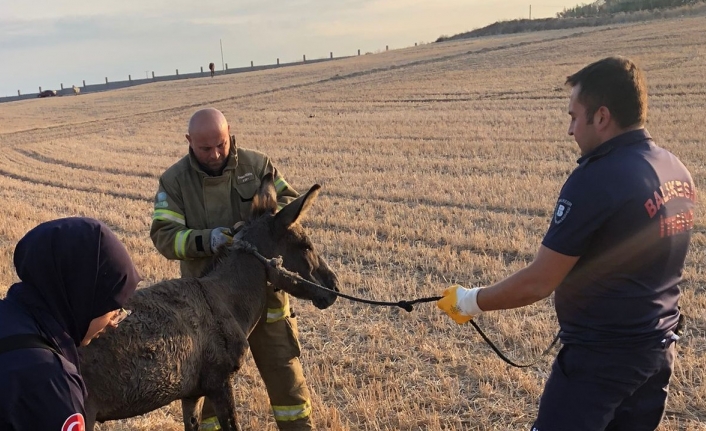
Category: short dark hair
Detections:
[{"x1": 566, "y1": 56, "x2": 647, "y2": 128}]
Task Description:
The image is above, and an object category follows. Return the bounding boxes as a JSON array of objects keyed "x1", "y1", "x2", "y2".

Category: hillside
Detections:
[{"x1": 438, "y1": 0, "x2": 706, "y2": 41}]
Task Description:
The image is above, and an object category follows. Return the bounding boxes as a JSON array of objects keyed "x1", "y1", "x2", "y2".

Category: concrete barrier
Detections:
[{"x1": 1, "y1": 54, "x2": 354, "y2": 104}]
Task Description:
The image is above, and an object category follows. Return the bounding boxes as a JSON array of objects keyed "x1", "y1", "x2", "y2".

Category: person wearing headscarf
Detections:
[{"x1": 0, "y1": 217, "x2": 141, "y2": 431}]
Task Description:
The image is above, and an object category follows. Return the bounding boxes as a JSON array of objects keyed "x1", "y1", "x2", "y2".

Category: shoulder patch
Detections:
[
  {"x1": 61, "y1": 413, "x2": 85, "y2": 431},
  {"x1": 155, "y1": 191, "x2": 169, "y2": 208},
  {"x1": 553, "y1": 198, "x2": 572, "y2": 224}
]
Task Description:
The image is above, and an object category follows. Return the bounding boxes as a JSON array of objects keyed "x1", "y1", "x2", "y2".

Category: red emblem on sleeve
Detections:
[{"x1": 61, "y1": 413, "x2": 85, "y2": 431}]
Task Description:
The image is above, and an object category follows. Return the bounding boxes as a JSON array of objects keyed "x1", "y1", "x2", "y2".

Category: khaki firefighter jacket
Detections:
[{"x1": 150, "y1": 138, "x2": 298, "y2": 278}]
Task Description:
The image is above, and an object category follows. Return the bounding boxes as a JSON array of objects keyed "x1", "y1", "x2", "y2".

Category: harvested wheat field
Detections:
[{"x1": 1, "y1": 15, "x2": 705, "y2": 431}]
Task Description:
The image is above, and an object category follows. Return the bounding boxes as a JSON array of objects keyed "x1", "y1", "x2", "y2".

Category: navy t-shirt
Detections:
[{"x1": 542, "y1": 129, "x2": 695, "y2": 346}]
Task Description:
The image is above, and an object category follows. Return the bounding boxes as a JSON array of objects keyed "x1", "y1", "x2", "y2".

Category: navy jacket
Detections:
[{"x1": 0, "y1": 218, "x2": 139, "y2": 431}]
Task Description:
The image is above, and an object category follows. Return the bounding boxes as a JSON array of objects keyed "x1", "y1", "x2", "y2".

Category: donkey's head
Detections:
[{"x1": 240, "y1": 173, "x2": 339, "y2": 309}]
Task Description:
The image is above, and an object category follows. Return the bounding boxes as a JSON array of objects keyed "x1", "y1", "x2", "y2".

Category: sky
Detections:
[{"x1": 0, "y1": 1, "x2": 577, "y2": 97}]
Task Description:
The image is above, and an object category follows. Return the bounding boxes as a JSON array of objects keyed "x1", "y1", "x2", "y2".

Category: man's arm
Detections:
[
  {"x1": 150, "y1": 178, "x2": 216, "y2": 260},
  {"x1": 478, "y1": 246, "x2": 579, "y2": 311}
]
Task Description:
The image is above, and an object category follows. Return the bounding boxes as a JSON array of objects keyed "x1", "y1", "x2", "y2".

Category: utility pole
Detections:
[
  {"x1": 220, "y1": 39, "x2": 225, "y2": 73},
  {"x1": 529, "y1": 4, "x2": 532, "y2": 20}
]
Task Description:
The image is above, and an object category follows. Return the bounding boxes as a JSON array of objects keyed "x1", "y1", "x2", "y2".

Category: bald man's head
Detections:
[
  {"x1": 188, "y1": 108, "x2": 228, "y2": 136},
  {"x1": 186, "y1": 108, "x2": 231, "y2": 175}
]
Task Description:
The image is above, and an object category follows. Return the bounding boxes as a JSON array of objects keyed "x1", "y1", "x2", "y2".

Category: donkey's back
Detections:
[{"x1": 81, "y1": 276, "x2": 250, "y2": 421}]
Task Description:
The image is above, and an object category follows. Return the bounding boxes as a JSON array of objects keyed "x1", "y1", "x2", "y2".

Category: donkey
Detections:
[{"x1": 79, "y1": 174, "x2": 339, "y2": 431}]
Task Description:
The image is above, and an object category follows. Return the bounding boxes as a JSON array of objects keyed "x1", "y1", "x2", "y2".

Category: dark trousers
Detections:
[{"x1": 531, "y1": 339, "x2": 675, "y2": 431}]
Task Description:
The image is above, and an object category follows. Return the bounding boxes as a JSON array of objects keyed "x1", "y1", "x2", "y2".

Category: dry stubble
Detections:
[{"x1": 0, "y1": 17, "x2": 704, "y2": 431}]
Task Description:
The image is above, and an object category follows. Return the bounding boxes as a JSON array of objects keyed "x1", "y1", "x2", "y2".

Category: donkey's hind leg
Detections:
[
  {"x1": 207, "y1": 378, "x2": 241, "y2": 431},
  {"x1": 181, "y1": 396, "x2": 205, "y2": 431}
]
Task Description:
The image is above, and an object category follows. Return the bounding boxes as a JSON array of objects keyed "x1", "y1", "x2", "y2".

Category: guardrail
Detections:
[{"x1": 1, "y1": 53, "x2": 355, "y2": 104}]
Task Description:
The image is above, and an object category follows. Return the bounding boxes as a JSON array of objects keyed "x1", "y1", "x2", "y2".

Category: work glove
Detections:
[
  {"x1": 437, "y1": 284, "x2": 484, "y2": 324},
  {"x1": 210, "y1": 227, "x2": 234, "y2": 253}
]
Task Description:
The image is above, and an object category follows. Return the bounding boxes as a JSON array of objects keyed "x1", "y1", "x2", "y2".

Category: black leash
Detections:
[
  {"x1": 468, "y1": 321, "x2": 560, "y2": 368},
  {"x1": 235, "y1": 240, "x2": 561, "y2": 368},
  {"x1": 312, "y1": 290, "x2": 440, "y2": 312}
]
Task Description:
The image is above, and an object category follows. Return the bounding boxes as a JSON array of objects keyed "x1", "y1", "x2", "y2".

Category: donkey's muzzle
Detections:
[{"x1": 312, "y1": 275, "x2": 339, "y2": 309}]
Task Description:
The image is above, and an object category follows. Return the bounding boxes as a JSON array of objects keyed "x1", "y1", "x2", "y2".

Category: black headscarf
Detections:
[{"x1": 6, "y1": 217, "x2": 140, "y2": 349}]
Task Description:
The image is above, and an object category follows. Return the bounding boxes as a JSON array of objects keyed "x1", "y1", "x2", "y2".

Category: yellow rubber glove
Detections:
[{"x1": 437, "y1": 284, "x2": 483, "y2": 324}]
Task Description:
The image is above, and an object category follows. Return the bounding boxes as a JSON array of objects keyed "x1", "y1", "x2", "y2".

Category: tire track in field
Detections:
[
  {"x1": 370, "y1": 135, "x2": 569, "y2": 146},
  {"x1": 327, "y1": 243, "x2": 525, "y2": 287},
  {"x1": 0, "y1": 168, "x2": 150, "y2": 203},
  {"x1": 14, "y1": 148, "x2": 159, "y2": 179},
  {"x1": 0, "y1": 28, "x2": 605, "y2": 143},
  {"x1": 365, "y1": 94, "x2": 566, "y2": 104},
  {"x1": 0, "y1": 113, "x2": 160, "y2": 145},
  {"x1": 328, "y1": 251, "x2": 478, "y2": 291},
  {"x1": 307, "y1": 218, "x2": 536, "y2": 263},
  {"x1": 321, "y1": 188, "x2": 551, "y2": 219}
]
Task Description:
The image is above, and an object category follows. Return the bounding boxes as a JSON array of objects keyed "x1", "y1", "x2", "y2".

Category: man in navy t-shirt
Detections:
[{"x1": 438, "y1": 57, "x2": 695, "y2": 430}]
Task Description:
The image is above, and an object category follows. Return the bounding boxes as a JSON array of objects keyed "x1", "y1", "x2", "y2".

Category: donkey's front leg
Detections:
[
  {"x1": 181, "y1": 396, "x2": 205, "y2": 431},
  {"x1": 207, "y1": 379, "x2": 241, "y2": 431},
  {"x1": 83, "y1": 397, "x2": 98, "y2": 431}
]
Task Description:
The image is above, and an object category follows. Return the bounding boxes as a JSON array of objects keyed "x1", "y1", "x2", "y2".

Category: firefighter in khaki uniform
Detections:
[{"x1": 150, "y1": 108, "x2": 314, "y2": 430}]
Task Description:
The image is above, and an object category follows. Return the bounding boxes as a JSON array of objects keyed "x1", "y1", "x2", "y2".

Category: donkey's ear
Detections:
[
  {"x1": 274, "y1": 184, "x2": 321, "y2": 229},
  {"x1": 251, "y1": 173, "x2": 278, "y2": 219}
]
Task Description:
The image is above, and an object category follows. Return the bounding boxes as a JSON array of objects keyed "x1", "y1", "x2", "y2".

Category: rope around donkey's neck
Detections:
[{"x1": 233, "y1": 240, "x2": 560, "y2": 368}]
